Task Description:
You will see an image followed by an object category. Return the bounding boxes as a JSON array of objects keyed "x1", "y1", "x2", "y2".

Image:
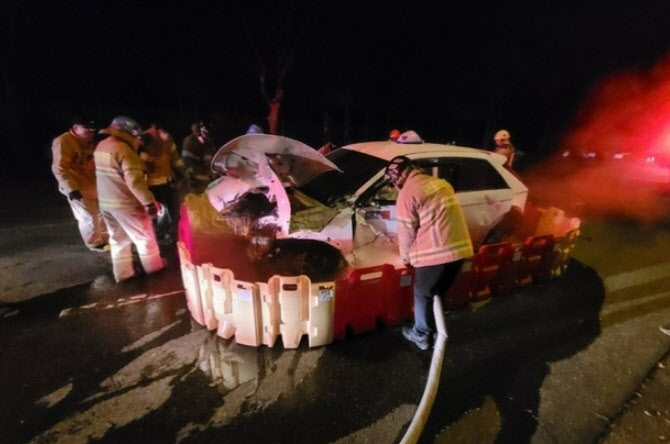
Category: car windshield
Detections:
[{"x1": 297, "y1": 149, "x2": 388, "y2": 205}]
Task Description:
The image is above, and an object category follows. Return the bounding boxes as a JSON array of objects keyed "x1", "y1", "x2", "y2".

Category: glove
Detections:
[
  {"x1": 68, "y1": 190, "x2": 83, "y2": 201},
  {"x1": 146, "y1": 202, "x2": 159, "y2": 219}
]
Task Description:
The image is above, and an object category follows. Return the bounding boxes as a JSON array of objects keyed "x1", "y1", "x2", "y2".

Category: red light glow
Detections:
[{"x1": 523, "y1": 53, "x2": 670, "y2": 223}]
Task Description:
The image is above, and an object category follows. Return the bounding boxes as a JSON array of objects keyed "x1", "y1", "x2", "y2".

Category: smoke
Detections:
[{"x1": 523, "y1": 53, "x2": 670, "y2": 223}]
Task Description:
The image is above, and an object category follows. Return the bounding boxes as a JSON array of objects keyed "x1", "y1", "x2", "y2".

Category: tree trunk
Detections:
[{"x1": 267, "y1": 98, "x2": 281, "y2": 135}]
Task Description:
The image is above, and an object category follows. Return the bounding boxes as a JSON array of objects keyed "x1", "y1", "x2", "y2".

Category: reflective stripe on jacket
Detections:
[
  {"x1": 95, "y1": 128, "x2": 155, "y2": 210},
  {"x1": 51, "y1": 131, "x2": 96, "y2": 196},
  {"x1": 396, "y1": 170, "x2": 473, "y2": 267}
]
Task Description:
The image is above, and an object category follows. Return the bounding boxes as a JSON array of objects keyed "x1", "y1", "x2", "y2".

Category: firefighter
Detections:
[
  {"x1": 95, "y1": 116, "x2": 165, "y2": 282},
  {"x1": 493, "y1": 129, "x2": 516, "y2": 169},
  {"x1": 182, "y1": 121, "x2": 216, "y2": 194},
  {"x1": 385, "y1": 156, "x2": 474, "y2": 350},
  {"x1": 51, "y1": 118, "x2": 109, "y2": 252},
  {"x1": 139, "y1": 122, "x2": 185, "y2": 243}
]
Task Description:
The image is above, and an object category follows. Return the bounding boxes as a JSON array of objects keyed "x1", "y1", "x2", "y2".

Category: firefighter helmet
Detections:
[
  {"x1": 385, "y1": 155, "x2": 413, "y2": 184},
  {"x1": 110, "y1": 116, "x2": 142, "y2": 137},
  {"x1": 494, "y1": 129, "x2": 511, "y2": 141},
  {"x1": 246, "y1": 123, "x2": 263, "y2": 134},
  {"x1": 198, "y1": 121, "x2": 213, "y2": 135}
]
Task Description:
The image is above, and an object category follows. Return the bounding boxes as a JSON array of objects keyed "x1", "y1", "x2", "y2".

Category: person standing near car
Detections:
[
  {"x1": 493, "y1": 129, "x2": 516, "y2": 169},
  {"x1": 51, "y1": 118, "x2": 109, "y2": 252},
  {"x1": 182, "y1": 121, "x2": 215, "y2": 194},
  {"x1": 95, "y1": 116, "x2": 165, "y2": 282},
  {"x1": 139, "y1": 122, "x2": 185, "y2": 243},
  {"x1": 385, "y1": 156, "x2": 474, "y2": 350}
]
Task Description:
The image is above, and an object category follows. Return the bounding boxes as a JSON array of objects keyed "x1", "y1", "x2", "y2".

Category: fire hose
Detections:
[{"x1": 400, "y1": 295, "x2": 448, "y2": 444}]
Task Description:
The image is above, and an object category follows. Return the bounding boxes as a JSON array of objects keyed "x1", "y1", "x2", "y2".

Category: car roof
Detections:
[{"x1": 340, "y1": 141, "x2": 502, "y2": 162}]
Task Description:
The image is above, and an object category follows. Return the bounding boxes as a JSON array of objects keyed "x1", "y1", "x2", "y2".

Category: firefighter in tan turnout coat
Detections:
[
  {"x1": 51, "y1": 119, "x2": 109, "y2": 251},
  {"x1": 385, "y1": 155, "x2": 473, "y2": 350},
  {"x1": 95, "y1": 116, "x2": 165, "y2": 282}
]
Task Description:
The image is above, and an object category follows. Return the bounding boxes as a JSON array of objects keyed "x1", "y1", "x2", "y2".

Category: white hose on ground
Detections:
[{"x1": 399, "y1": 295, "x2": 448, "y2": 444}]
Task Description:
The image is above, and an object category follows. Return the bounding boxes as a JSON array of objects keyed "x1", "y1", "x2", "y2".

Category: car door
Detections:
[
  {"x1": 416, "y1": 156, "x2": 513, "y2": 247},
  {"x1": 352, "y1": 155, "x2": 513, "y2": 266},
  {"x1": 351, "y1": 172, "x2": 403, "y2": 267}
]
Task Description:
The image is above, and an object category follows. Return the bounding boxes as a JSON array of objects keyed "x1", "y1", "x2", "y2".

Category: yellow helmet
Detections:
[{"x1": 494, "y1": 129, "x2": 511, "y2": 141}]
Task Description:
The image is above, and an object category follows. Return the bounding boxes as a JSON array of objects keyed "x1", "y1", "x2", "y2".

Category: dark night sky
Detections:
[{"x1": 3, "y1": 0, "x2": 670, "y2": 176}]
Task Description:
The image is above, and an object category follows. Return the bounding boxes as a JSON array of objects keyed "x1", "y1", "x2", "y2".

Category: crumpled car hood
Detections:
[
  {"x1": 206, "y1": 134, "x2": 342, "y2": 235},
  {"x1": 211, "y1": 134, "x2": 341, "y2": 186}
]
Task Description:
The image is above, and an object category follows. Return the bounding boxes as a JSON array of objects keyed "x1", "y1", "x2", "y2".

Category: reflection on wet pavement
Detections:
[
  {"x1": 31, "y1": 376, "x2": 176, "y2": 444},
  {"x1": 178, "y1": 336, "x2": 325, "y2": 442},
  {"x1": 1, "y1": 257, "x2": 608, "y2": 444}
]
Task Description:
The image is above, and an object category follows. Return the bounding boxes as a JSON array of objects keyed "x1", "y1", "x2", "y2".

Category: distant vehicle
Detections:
[{"x1": 205, "y1": 132, "x2": 529, "y2": 269}]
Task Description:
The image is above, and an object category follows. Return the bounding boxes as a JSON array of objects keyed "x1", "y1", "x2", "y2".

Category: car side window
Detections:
[{"x1": 417, "y1": 157, "x2": 509, "y2": 192}]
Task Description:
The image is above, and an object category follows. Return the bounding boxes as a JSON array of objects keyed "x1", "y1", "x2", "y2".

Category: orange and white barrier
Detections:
[
  {"x1": 177, "y1": 206, "x2": 581, "y2": 348},
  {"x1": 177, "y1": 242, "x2": 204, "y2": 326},
  {"x1": 201, "y1": 264, "x2": 235, "y2": 339}
]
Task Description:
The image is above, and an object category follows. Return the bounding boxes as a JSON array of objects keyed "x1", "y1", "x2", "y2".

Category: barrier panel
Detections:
[
  {"x1": 517, "y1": 235, "x2": 556, "y2": 286},
  {"x1": 309, "y1": 281, "x2": 336, "y2": 347},
  {"x1": 231, "y1": 280, "x2": 263, "y2": 347},
  {"x1": 444, "y1": 260, "x2": 473, "y2": 310},
  {"x1": 333, "y1": 278, "x2": 349, "y2": 340},
  {"x1": 201, "y1": 264, "x2": 236, "y2": 339},
  {"x1": 471, "y1": 242, "x2": 515, "y2": 300},
  {"x1": 197, "y1": 264, "x2": 219, "y2": 331},
  {"x1": 178, "y1": 242, "x2": 204, "y2": 326},
  {"x1": 380, "y1": 267, "x2": 414, "y2": 326},
  {"x1": 257, "y1": 280, "x2": 280, "y2": 347},
  {"x1": 178, "y1": 204, "x2": 193, "y2": 256},
  {"x1": 348, "y1": 265, "x2": 395, "y2": 335},
  {"x1": 272, "y1": 276, "x2": 311, "y2": 349}
]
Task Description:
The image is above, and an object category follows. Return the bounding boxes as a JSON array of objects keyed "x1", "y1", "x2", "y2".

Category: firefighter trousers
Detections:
[
  {"x1": 68, "y1": 196, "x2": 108, "y2": 248},
  {"x1": 100, "y1": 207, "x2": 165, "y2": 282},
  {"x1": 413, "y1": 260, "x2": 464, "y2": 335}
]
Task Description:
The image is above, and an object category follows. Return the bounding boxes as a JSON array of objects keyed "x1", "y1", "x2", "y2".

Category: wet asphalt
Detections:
[
  {"x1": 0, "y1": 249, "x2": 604, "y2": 444},
  {"x1": 4, "y1": 180, "x2": 668, "y2": 444}
]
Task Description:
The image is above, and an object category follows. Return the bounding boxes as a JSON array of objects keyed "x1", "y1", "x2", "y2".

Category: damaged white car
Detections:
[{"x1": 204, "y1": 132, "x2": 528, "y2": 275}]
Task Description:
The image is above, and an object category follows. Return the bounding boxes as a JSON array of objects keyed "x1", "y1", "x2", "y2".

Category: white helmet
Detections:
[{"x1": 494, "y1": 129, "x2": 511, "y2": 141}]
